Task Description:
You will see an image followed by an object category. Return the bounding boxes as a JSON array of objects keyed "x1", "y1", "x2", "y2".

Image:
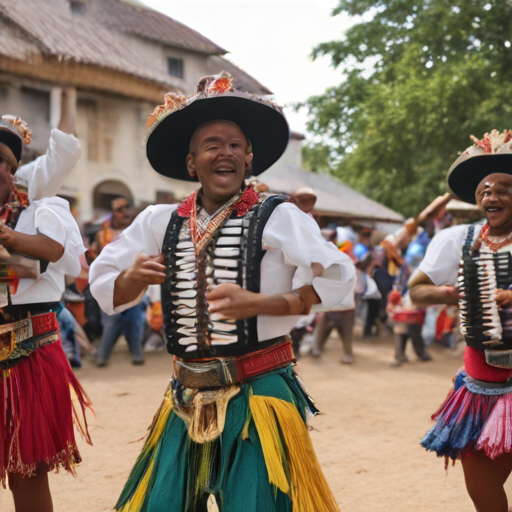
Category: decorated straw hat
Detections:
[
  {"x1": 146, "y1": 72, "x2": 289, "y2": 181},
  {"x1": 447, "y1": 129, "x2": 512, "y2": 204},
  {"x1": 0, "y1": 115, "x2": 31, "y2": 172}
]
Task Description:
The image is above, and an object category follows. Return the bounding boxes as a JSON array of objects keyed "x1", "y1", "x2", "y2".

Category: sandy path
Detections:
[{"x1": 1, "y1": 335, "x2": 492, "y2": 511}]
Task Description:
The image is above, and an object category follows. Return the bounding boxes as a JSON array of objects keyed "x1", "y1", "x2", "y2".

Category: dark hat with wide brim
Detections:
[
  {"x1": 146, "y1": 76, "x2": 289, "y2": 181},
  {"x1": 0, "y1": 115, "x2": 32, "y2": 172},
  {"x1": 447, "y1": 130, "x2": 512, "y2": 204},
  {"x1": 448, "y1": 153, "x2": 512, "y2": 204},
  {"x1": 0, "y1": 127, "x2": 22, "y2": 170}
]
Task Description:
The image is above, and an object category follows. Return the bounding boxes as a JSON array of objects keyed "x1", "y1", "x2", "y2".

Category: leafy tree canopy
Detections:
[{"x1": 303, "y1": 0, "x2": 512, "y2": 217}]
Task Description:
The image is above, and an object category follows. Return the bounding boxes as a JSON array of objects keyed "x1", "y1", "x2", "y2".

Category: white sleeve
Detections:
[
  {"x1": 34, "y1": 197, "x2": 86, "y2": 276},
  {"x1": 16, "y1": 129, "x2": 81, "y2": 201},
  {"x1": 34, "y1": 205, "x2": 66, "y2": 246},
  {"x1": 262, "y1": 202, "x2": 356, "y2": 309},
  {"x1": 418, "y1": 224, "x2": 471, "y2": 286},
  {"x1": 89, "y1": 205, "x2": 171, "y2": 315}
]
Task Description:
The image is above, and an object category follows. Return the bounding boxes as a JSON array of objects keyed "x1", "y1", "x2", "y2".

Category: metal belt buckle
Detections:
[
  {"x1": 13, "y1": 319, "x2": 33, "y2": 343},
  {"x1": 218, "y1": 358, "x2": 234, "y2": 386}
]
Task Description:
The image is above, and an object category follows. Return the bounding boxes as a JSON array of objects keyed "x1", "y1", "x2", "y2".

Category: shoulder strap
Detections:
[
  {"x1": 245, "y1": 194, "x2": 288, "y2": 293},
  {"x1": 160, "y1": 208, "x2": 185, "y2": 350},
  {"x1": 244, "y1": 194, "x2": 287, "y2": 345},
  {"x1": 462, "y1": 225, "x2": 476, "y2": 258}
]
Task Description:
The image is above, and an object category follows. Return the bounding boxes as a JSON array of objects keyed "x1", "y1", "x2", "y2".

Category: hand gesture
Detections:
[
  {"x1": 440, "y1": 285, "x2": 461, "y2": 304},
  {"x1": 125, "y1": 252, "x2": 166, "y2": 285},
  {"x1": 0, "y1": 224, "x2": 19, "y2": 250},
  {"x1": 496, "y1": 289, "x2": 512, "y2": 309},
  {"x1": 206, "y1": 283, "x2": 262, "y2": 320}
]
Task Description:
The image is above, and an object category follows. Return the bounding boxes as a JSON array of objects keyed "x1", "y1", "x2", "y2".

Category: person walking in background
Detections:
[
  {"x1": 312, "y1": 227, "x2": 357, "y2": 363},
  {"x1": 387, "y1": 227, "x2": 432, "y2": 366},
  {"x1": 90, "y1": 196, "x2": 145, "y2": 366}
]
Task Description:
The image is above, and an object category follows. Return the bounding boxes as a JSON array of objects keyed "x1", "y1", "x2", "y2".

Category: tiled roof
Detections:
[
  {"x1": 0, "y1": 0, "x2": 271, "y2": 97},
  {"x1": 0, "y1": 0, "x2": 182, "y2": 88},
  {"x1": 260, "y1": 163, "x2": 404, "y2": 222},
  {"x1": 93, "y1": 0, "x2": 226, "y2": 55}
]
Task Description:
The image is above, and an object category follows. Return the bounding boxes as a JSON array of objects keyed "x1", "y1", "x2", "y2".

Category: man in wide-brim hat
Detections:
[
  {"x1": 90, "y1": 73, "x2": 355, "y2": 512},
  {"x1": 409, "y1": 129, "x2": 512, "y2": 512}
]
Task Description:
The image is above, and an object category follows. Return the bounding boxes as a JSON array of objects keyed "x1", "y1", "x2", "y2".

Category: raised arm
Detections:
[{"x1": 16, "y1": 88, "x2": 81, "y2": 201}]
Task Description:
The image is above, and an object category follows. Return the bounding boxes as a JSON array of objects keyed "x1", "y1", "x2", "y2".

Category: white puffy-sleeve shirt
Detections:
[
  {"x1": 12, "y1": 197, "x2": 85, "y2": 304},
  {"x1": 90, "y1": 202, "x2": 356, "y2": 341},
  {"x1": 16, "y1": 129, "x2": 81, "y2": 202},
  {"x1": 418, "y1": 223, "x2": 484, "y2": 286},
  {"x1": 10, "y1": 130, "x2": 84, "y2": 304}
]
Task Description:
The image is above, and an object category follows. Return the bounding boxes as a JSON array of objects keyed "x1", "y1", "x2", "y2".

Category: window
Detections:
[
  {"x1": 167, "y1": 58, "x2": 184, "y2": 79},
  {"x1": 70, "y1": 1, "x2": 87, "y2": 16}
]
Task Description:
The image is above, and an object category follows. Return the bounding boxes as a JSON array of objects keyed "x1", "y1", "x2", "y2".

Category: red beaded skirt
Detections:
[{"x1": 0, "y1": 340, "x2": 93, "y2": 486}]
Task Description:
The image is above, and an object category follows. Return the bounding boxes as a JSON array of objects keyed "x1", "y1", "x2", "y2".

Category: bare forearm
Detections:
[
  {"x1": 113, "y1": 271, "x2": 147, "y2": 308},
  {"x1": 11, "y1": 233, "x2": 64, "y2": 262},
  {"x1": 58, "y1": 88, "x2": 76, "y2": 135},
  {"x1": 410, "y1": 284, "x2": 459, "y2": 307},
  {"x1": 251, "y1": 285, "x2": 321, "y2": 317}
]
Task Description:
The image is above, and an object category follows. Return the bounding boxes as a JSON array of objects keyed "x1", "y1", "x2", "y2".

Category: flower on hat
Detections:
[
  {"x1": 0, "y1": 115, "x2": 31, "y2": 144},
  {"x1": 469, "y1": 129, "x2": 512, "y2": 154},
  {"x1": 146, "y1": 72, "x2": 235, "y2": 130},
  {"x1": 146, "y1": 92, "x2": 187, "y2": 127}
]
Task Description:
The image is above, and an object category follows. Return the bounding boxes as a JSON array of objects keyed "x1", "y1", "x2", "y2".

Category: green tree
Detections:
[{"x1": 303, "y1": 0, "x2": 512, "y2": 217}]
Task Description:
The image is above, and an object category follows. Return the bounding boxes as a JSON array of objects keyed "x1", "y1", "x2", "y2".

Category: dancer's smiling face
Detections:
[
  {"x1": 476, "y1": 173, "x2": 512, "y2": 233},
  {"x1": 186, "y1": 121, "x2": 253, "y2": 211}
]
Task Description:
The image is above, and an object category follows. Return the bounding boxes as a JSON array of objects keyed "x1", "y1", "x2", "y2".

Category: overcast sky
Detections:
[{"x1": 141, "y1": 0, "x2": 353, "y2": 133}]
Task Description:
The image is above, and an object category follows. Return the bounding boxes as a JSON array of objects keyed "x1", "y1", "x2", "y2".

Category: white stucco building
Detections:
[{"x1": 0, "y1": 0, "x2": 271, "y2": 220}]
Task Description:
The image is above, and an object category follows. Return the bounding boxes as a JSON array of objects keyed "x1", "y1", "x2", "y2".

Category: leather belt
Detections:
[
  {"x1": 174, "y1": 341, "x2": 294, "y2": 390},
  {"x1": 0, "y1": 312, "x2": 60, "y2": 365}
]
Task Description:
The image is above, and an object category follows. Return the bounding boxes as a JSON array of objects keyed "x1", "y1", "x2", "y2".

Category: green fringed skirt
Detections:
[{"x1": 116, "y1": 366, "x2": 339, "y2": 512}]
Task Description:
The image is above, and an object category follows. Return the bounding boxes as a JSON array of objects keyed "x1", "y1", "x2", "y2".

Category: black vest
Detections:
[
  {"x1": 459, "y1": 226, "x2": 512, "y2": 351},
  {"x1": 161, "y1": 194, "x2": 287, "y2": 359}
]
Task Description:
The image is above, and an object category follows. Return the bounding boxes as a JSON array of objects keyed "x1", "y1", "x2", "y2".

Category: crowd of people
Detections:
[
  {"x1": 3, "y1": 74, "x2": 512, "y2": 512},
  {"x1": 56, "y1": 181, "x2": 471, "y2": 374},
  {"x1": 286, "y1": 192, "x2": 468, "y2": 368}
]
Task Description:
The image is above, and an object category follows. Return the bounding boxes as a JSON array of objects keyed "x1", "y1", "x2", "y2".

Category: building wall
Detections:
[
  {"x1": 0, "y1": 74, "x2": 197, "y2": 222},
  {"x1": 0, "y1": 8, "x2": 293, "y2": 225}
]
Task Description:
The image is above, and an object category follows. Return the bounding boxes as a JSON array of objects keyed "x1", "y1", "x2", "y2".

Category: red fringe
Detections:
[{"x1": 0, "y1": 340, "x2": 93, "y2": 486}]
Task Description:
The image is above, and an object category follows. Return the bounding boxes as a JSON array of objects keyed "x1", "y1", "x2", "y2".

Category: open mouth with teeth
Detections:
[
  {"x1": 486, "y1": 206, "x2": 503, "y2": 213},
  {"x1": 214, "y1": 167, "x2": 236, "y2": 175}
]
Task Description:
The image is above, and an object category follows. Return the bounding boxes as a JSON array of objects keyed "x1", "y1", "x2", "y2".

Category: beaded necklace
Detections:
[
  {"x1": 478, "y1": 223, "x2": 512, "y2": 253},
  {"x1": 177, "y1": 184, "x2": 260, "y2": 255}
]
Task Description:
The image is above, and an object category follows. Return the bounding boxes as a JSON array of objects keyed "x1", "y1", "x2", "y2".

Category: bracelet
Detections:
[{"x1": 289, "y1": 290, "x2": 311, "y2": 316}]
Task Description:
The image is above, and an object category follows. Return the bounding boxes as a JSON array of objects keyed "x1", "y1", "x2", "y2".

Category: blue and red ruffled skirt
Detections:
[{"x1": 422, "y1": 368, "x2": 512, "y2": 465}]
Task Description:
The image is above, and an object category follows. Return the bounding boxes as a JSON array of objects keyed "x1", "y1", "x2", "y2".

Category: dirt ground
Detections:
[{"x1": 2, "y1": 334, "x2": 505, "y2": 512}]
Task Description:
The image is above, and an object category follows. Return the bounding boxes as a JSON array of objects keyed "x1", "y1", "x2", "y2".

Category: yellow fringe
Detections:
[
  {"x1": 118, "y1": 395, "x2": 173, "y2": 512},
  {"x1": 249, "y1": 395, "x2": 340, "y2": 512},
  {"x1": 145, "y1": 394, "x2": 173, "y2": 452},
  {"x1": 118, "y1": 459, "x2": 155, "y2": 512}
]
